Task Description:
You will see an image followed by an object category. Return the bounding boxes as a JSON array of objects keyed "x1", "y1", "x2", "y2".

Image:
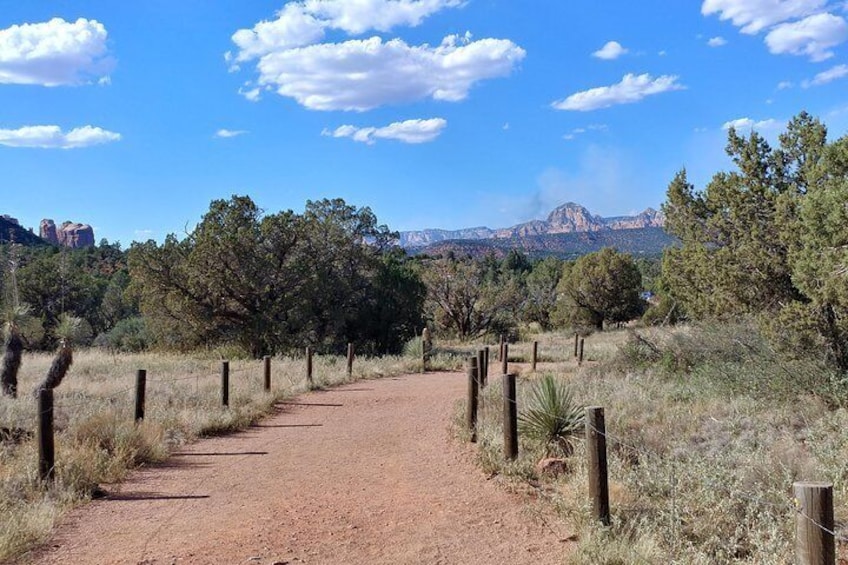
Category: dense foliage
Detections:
[{"x1": 662, "y1": 112, "x2": 848, "y2": 368}]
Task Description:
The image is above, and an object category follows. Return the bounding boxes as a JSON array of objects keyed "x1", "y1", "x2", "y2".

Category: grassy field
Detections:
[
  {"x1": 464, "y1": 324, "x2": 848, "y2": 564},
  {"x1": 0, "y1": 345, "x2": 466, "y2": 562}
]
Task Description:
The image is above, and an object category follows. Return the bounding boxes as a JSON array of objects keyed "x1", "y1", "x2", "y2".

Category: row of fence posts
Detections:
[
  {"x1": 464, "y1": 341, "x2": 836, "y2": 564},
  {"x1": 36, "y1": 342, "x2": 359, "y2": 483}
]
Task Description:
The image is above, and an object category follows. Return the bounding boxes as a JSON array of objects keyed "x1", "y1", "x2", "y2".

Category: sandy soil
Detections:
[{"x1": 19, "y1": 371, "x2": 572, "y2": 565}]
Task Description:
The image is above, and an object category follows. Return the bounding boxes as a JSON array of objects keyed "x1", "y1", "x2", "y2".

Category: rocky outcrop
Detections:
[
  {"x1": 400, "y1": 202, "x2": 664, "y2": 248},
  {"x1": 1, "y1": 215, "x2": 19, "y2": 226},
  {"x1": 40, "y1": 219, "x2": 95, "y2": 248}
]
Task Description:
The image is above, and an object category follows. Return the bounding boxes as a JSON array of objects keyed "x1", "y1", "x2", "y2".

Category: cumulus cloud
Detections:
[
  {"x1": 765, "y1": 12, "x2": 848, "y2": 60},
  {"x1": 708, "y1": 36, "x2": 728, "y2": 46},
  {"x1": 802, "y1": 63, "x2": 848, "y2": 86},
  {"x1": 777, "y1": 80, "x2": 794, "y2": 88},
  {"x1": 701, "y1": 0, "x2": 826, "y2": 34},
  {"x1": 722, "y1": 117, "x2": 782, "y2": 130},
  {"x1": 249, "y1": 35, "x2": 525, "y2": 111},
  {"x1": 322, "y1": 117, "x2": 446, "y2": 144},
  {"x1": 230, "y1": 2, "x2": 524, "y2": 111},
  {"x1": 0, "y1": 125, "x2": 121, "y2": 148},
  {"x1": 0, "y1": 18, "x2": 113, "y2": 86},
  {"x1": 215, "y1": 128, "x2": 248, "y2": 138},
  {"x1": 592, "y1": 41, "x2": 628, "y2": 60},
  {"x1": 552, "y1": 74, "x2": 685, "y2": 112}
]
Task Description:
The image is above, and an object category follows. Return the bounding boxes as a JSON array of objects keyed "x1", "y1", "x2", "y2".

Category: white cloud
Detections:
[
  {"x1": 231, "y1": 2, "x2": 523, "y2": 111},
  {"x1": 708, "y1": 36, "x2": 728, "y2": 46},
  {"x1": 231, "y1": 0, "x2": 462, "y2": 62},
  {"x1": 250, "y1": 35, "x2": 525, "y2": 111},
  {"x1": 765, "y1": 12, "x2": 848, "y2": 60},
  {"x1": 322, "y1": 117, "x2": 446, "y2": 144},
  {"x1": 215, "y1": 129, "x2": 248, "y2": 138},
  {"x1": 592, "y1": 41, "x2": 628, "y2": 60},
  {"x1": 563, "y1": 124, "x2": 608, "y2": 140},
  {"x1": 777, "y1": 80, "x2": 794, "y2": 88},
  {"x1": 0, "y1": 125, "x2": 121, "y2": 148},
  {"x1": 722, "y1": 117, "x2": 782, "y2": 130},
  {"x1": 552, "y1": 73, "x2": 685, "y2": 112},
  {"x1": 701, "y1": 0, "x2": 826, "y2": 34},
  {"x1": 0, "y1": 18, "x2": 113, "y2": 86},
  {"x1": 802, "y1": 63, "x2": 848, "y2": 86}
]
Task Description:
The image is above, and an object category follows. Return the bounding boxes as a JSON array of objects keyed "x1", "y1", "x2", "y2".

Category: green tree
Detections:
[
  {"x1": 523, "y1": 257, "x2": 563, "y2": 329},
  {"x1": 553, "y1": 248, "x2": 643, "y2": 330}
]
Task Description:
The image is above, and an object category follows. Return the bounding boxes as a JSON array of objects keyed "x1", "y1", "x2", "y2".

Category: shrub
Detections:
[
  {"x1": 94, "y1": 317, "x2": 151, "y2": 352},
  {"x1": 518, "y1": 374, "x2": 584, "y2": 456}
]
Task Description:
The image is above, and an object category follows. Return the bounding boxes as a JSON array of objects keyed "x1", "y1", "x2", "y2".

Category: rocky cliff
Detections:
[
  {"x1": 0, "y1": 216, "x2": 45, "y2": 245},
  {"x1": 40, "y1": 219, "x2": 95, "y2": 248},
  {"x1": 400, "y1": 202, "x2": 664, "y2": 247}
]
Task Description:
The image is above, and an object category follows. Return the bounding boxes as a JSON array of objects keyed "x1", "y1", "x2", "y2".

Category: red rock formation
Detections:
[
  {"x1": 40, "y1": 219, "x2": 95, "y2": 248},
  {"x1": 40, "y1": 219, "x2": 59, "y2": 245}
]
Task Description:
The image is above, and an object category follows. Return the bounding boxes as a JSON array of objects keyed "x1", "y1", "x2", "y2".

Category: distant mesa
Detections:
[
  {"x1": 39, "y1": 219, "x2": 95, "y2": 248},
  {"x1": 398, "y1": 202, "x2": 664, "y2": 248}
]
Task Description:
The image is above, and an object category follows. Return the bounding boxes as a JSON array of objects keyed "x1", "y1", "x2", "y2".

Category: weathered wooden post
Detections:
[
  {"x1": 467, "y1": 356, "x2": 479, "y2": 443},
  {"x1": 134, "y1": 369, "x2": 147, "y2": 422},
  {"x1": 263, "y1": 355, "x2": 271, "y2": 392},
  {"x1": 794, "y1": 481, "x2": 835, "y2": 565},
  {"x1": 221, "y1": 361, "x2": 229, "y2": 408},
  {"x1": 483, "y1": 347, "x2": 489, "y2": 384},
  {"x1": 531, "y1": 341, "x2": 538, "y2": 372},
  {"x1": 499, "y1": 334, "x2": 505, "y2": 361},
  {"x1": 421, "y1": 327, "x2": 431, "y2": 372},
  {"x1": 477, "y1": 349, "x2": 486, "y2": 388},
  {"x1": 586, "y1": 406, "x2": 610, "y2": 526},
  {"x1": 38, "y1": 388, "x2": 55, "y2": 482},
  {"x1": 347, "y1": 343, "x2": 354, "y2": 377},
  {"x1": 306, "y1": 346, "x2": 313, "y2": 386},
  {"x1": 574, "y1": 332, "x2": 579, "y2": 358},
  {"x1": 578, "y1": 338, "x2": 585, "y2": 367},
  {"x1": 503, "y1": 373, "x2": 518, "y2": 460},
  {"x1": 501, "y1": 342, "x2": 509, "y2": 376}
]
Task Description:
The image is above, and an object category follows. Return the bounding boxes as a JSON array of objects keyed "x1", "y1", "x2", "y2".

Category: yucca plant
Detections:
[
  {"x1": 1, "y1": 321, "x2": 22, "y2": 398},
  {"x1": 33, "y1": 314, "x2": 81, "y2": 395},
  {"x1": 518, "y1": 374, "x2": 584, "y2": 456}
]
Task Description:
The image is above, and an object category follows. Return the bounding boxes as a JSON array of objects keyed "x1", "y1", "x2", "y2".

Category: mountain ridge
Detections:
[{"x1": 399, "y1": 202, "x2": 664, "y2": 247}]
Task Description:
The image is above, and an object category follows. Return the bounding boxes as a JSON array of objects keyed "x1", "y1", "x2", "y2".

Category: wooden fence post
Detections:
[
  {"x1": 531, "y1": 341, "x2": 538, "y2": 372},
  {"x1": 134, "y1": 369, "x2": 146, "y2": 422},
  {"x1": 422, "y1": 327, "x2": 431, "y2": 372},
  {"x1": 483, "y1": 347, "x2": 489, "y2": 384},
  {"x1": 578, "y1": 338, "x2": 585, "y2": 367},
  {"x1": 503, "y1": 373, "x2": 518, "y2": 460},
  {"x1": 38, "y1": 388, "x2": 55, "y2": 482},
  {"x1": 586, "y1": 406, "x2": 610, "y2": 526},
  {"x1": 221, "y1": 361, "x2": 229, "y2": 407},
  {"x1": 794, "y1": 481, "x2": 835, "y2": 565},
  {"x1": 467, "y1": 356, "x2": 479, "y2": 443},
  {"x1": 306, "y1": 346, "x2": 313, "y2": 386},
  {"x1": 347, "y1": 343, "x2": 354, "y2": 378},
  {"x1": 263, "y1": 355, "x2": 271, "y2": 392},
  {"x1": 499, "y1": 334, "x2": 505, "y2": 362},
  {"x1": 574, "y1": 332, "x2": 579, "y2": 358},
  {"x1": 501, "y1": 342, "x2": 509, "y2": 376},
  {"x1": 477, "y1": 349, "x2": 486, "y2": 388}
]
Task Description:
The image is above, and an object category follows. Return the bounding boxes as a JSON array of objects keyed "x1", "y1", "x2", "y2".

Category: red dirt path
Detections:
[{"x1": 20, "y1": 371, "x2": 572, "y2": 565}]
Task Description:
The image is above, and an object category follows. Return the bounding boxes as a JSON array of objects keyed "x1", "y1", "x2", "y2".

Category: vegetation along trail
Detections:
[{"x1": 20, "y1": 371, "x2": 571, "y2": 565}]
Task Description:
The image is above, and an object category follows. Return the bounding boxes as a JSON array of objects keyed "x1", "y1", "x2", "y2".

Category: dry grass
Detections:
[
  {"x1": 0, "y1": 346, "x2": 465, "y2": 562},
  {"x1": 462, "y1": 325, "x2": 848, "y2": 563}
]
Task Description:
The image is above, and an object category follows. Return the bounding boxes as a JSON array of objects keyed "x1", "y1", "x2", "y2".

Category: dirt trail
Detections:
[{"x1": 21, "y1": 371, "x2": 572, "y2": 565}]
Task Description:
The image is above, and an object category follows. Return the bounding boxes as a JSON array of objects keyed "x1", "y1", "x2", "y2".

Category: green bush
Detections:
[{"x1": 94, "y1": 317, "x2": 151, "y2": 352}]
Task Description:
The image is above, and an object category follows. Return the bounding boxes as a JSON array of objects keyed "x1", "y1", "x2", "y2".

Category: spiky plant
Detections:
[
  {"x1": 33, "y1": 314, "x2": 81, "y2": 395},
  {"x1": 518, "y1": 374, "x2": 584, "y2": 456},
  {"x1": 1, "y1": 322, "x2": 22, "y2": 398}
]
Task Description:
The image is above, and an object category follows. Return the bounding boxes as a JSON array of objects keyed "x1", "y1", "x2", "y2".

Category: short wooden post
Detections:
[
  {"x1": 306, "y1": 346, "x2": 313, "y2": 386},
  {"x1": 467, "y1": 356, "x2": 479, "y2": 442},
  {"x1": 499, "y1": 334, "x2": 505, "y2": 362},
  {"x1": 221, "y1": 361, "x2": 229, "y2": 407},
  {"x1": 421, "y1": 327, "x2": 431, "y2": 372},
  {"x1": 346, "y1": 343, "x2": 354, "y2": 377},
  {"x1": 794, "y1": 481, "x2": 835, "y2": 565},
  {"x1": 578, "y1": 338, "x2": 585, "y2": 366},
  {"x1": 503, "y1": 373, "x2": 518, "y2": 460},
  {"x1": 586, "y1": 406, "x2": 610, "y2": 526},
  {"x1": 483, "y1": 347, "x2": 489, "y2": 383},
  {"x1": 531, "y1": 341, "x2": 538, "y2": 372},
  {"x1": 134, "y1": 369, "x2": 147, "y2": 422},
  {"x1": 38, "y1": 388, "x2": 55, "y2": 482},
  {"x1": 477, "y1": 349, "x2": 486, "y2": 388},
  {"x1": 574, "y1": 332, "x2": 579, "y2": 357},
  {"x1": 501, "y1": 342, "x2": 509, "y2": 376},
  {"x1": 263, "y1": 355, "x2": 271, "y2": 392}
]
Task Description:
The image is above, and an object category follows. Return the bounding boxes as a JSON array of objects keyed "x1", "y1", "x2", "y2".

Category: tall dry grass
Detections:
[
  {"x1": 463, "y1": 324, "x2": 848, "y2": 563},
  {"x1": 0, "y1": 345, "x2": 466, "y2": 562}
]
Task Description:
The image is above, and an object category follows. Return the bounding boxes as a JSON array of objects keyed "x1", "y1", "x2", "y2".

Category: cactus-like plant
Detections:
[
  {"x1": 518, "y1": 374, "x2": 584, "y2": 456},
  {"x1": 1, "y1": 322, "x2": 22, "y2": 398}
]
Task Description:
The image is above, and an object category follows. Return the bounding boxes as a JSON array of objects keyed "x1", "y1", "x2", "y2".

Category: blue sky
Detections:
[{"x1": 1, "y1": 0, "x2": 847, "y2": 245}]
